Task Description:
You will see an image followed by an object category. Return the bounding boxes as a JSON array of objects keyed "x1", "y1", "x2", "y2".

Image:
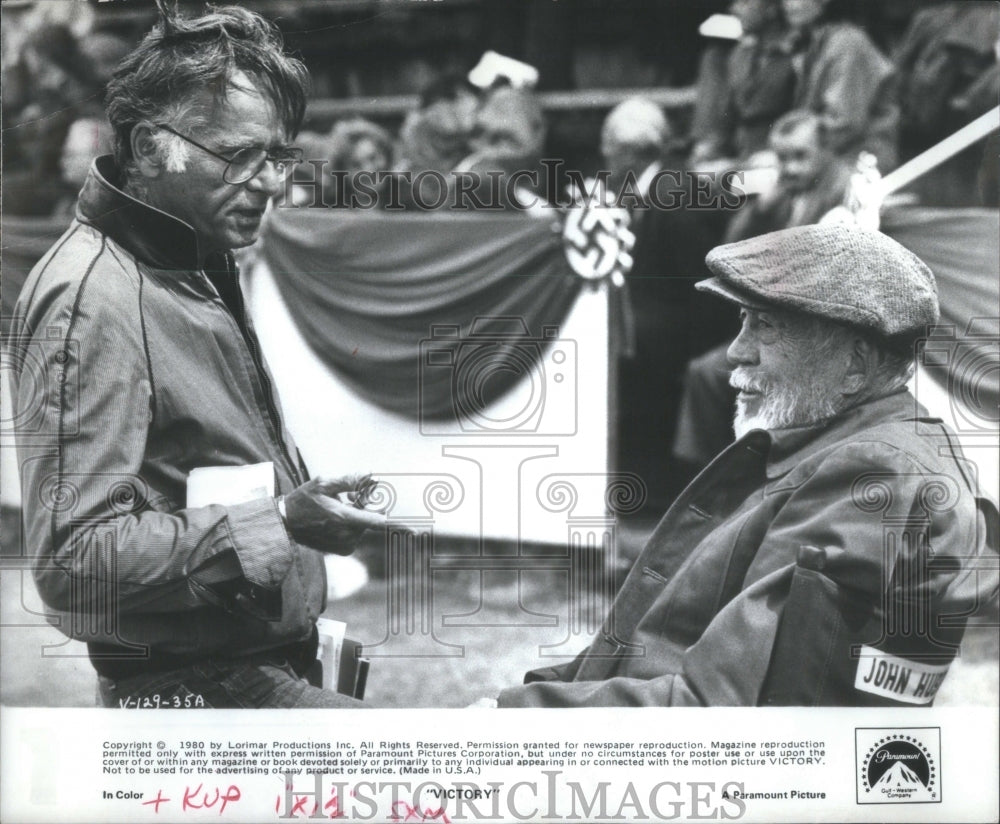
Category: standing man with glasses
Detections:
[{"x1": 10, "y1": 5, "x2": 384, "y2": 708}]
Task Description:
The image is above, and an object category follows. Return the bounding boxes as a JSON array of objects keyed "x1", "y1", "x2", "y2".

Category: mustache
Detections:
[{"x1": 729, "y1": 367, "x2": 769, "y2": 394}]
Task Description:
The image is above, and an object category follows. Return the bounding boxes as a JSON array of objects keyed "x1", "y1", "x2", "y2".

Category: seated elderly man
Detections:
[{"x1": 495, "y1": 223, "x2": 997, "y2": 707}]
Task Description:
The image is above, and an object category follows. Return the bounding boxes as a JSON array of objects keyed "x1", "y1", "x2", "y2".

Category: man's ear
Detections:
[
  {"x1": 843, "y1": 336, "x2": 875, "y2": 395},
  {"x1": 130, "y1": 122, "x2": 164, "y2": 179}
]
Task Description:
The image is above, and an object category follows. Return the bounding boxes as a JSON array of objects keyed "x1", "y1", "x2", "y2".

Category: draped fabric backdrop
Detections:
[
  {"x1": 882, "y1": 208, "x2": 1000, "y2": 422},
  {"x1": 259, "y1": 210, "x2": 581, "y2": 421},
  {"x1": 1, "y1": 207, "x2": 996, "y2": 424},
  {"x1": 260, "y1": 206, "x2": 1000, "y2": 425}
]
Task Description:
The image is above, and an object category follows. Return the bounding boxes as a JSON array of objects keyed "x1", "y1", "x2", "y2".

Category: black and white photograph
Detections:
[{"x1": 1, "y1": 0, "x2": 998, "y2": 821}]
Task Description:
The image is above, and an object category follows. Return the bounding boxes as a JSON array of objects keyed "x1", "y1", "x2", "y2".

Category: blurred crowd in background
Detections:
[
  {"x1": 3, "y1": 0, "x2": 998, "y2": 513},
  {"x1": 4, "y1": 0, "x2": 997, "y2": 217}
]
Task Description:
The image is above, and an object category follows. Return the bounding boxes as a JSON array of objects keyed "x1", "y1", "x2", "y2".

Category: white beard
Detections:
[
  {"x1": 733, "y1": 407, "x2": 776, "y2": 439},
  {"x1": 731, "y1": 366, "x2": 841, "y2": 438}
]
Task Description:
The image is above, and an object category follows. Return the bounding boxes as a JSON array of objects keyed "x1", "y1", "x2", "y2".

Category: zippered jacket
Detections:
[{"x1": 10, "y1": 156, "x2": 326, "y2": 667}]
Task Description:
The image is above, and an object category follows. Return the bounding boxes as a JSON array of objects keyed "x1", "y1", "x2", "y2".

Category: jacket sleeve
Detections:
[
  {"x1": 690, "y1": 42, "x2": 737, "y2": 159},
  {"x1": 15, "y1": 259, "x2": 296, "y2": 619},
  {"x1": 497, "y1": 567, "x2": 789, "y2": 707},
  {"x1": 810, "y1": 28, "x2": 894, "y2": 157},
  {"x1": 498, "y1": 441, "x2": 978, "y2": 707}
]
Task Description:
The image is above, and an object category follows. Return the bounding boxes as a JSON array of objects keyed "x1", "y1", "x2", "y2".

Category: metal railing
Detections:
[{"x1": 306, "y1": 86, "x2": 698, "y2": 121}]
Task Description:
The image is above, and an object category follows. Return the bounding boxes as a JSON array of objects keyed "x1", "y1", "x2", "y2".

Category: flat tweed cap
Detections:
[{"x1": 697, "y1": 223, "x2": 940, "y2": 341}]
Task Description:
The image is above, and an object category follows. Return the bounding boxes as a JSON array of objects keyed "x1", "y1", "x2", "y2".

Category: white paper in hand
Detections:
[{"x1": 186, "y1": 462, "x2": 275, "y2": 507}]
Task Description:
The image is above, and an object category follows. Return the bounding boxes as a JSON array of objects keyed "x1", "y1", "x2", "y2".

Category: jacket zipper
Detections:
[{"x1": 208, "y1": 258, "x2": 303, "y2": 487}]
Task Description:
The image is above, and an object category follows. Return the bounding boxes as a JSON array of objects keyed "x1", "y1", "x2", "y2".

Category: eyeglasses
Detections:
[{"x1": 155, "y1": 124, "x2": 303, "y2": 184}]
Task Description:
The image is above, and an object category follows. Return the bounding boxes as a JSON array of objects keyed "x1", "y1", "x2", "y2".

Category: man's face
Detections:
[
  {"x1": 467, "y1": 90, "x2": 543, "y2": 162},
  {"x1": 601, "y1": 138, "x2": 656, "y2": 191},
  {"x1": 727, "y1": 305, "x2": 849, "y2": 437},
  {"x1": 730, "y1": 0, "x2": 771, "y2": 35},
  {"x1": 781, "y1": 0, "x2": 826, "y2": 31},
  {"x1": 346, "y1": 137, "x2": 389, "y2": 174},
  {"x1": 142, "y1": 73, "x2": 289, "y2": 258},
  {"x1": 469, "y1": 120, "x2": 529, "y2": 159},
  {"x1": 771, "y1": 121, "x2": 829, "y2": 194}
]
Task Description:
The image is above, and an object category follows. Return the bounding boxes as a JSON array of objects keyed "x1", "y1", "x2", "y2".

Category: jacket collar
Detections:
[
  {"x1": 76, "y1": 155, "x2": 203, "y2": 271},
  {"x1": 758, "y1": 389, "x2": 924, "y2": 479}
]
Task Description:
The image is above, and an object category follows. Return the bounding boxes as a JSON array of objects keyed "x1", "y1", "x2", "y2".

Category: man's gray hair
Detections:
[
  {"x1": 601, "y1": 97, "x2": 669, "y2": 151},
  {"x1": 770, "y1": 109, "x2": 829, "y2": 148},
  {"x1": 105, "y1": 4, "x2": 309, "y2": 172},
  {"x1": 805, "y1": 314, "x2": 915, "y2": 397}
]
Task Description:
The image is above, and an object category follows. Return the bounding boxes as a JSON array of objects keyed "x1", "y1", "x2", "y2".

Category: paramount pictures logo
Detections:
[{"x1": 855, "y1": 728, "x2": 940, "y2": 805}]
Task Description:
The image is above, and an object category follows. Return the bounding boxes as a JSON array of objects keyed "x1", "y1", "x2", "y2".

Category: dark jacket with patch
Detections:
[{"x1": 500, "y1": 390, "x2": 998, "y2": 706}]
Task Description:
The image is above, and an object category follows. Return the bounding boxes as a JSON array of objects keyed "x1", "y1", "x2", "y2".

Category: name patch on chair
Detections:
[{"x1": 854, "y1": 646, "x2": 950, "y2": 704}]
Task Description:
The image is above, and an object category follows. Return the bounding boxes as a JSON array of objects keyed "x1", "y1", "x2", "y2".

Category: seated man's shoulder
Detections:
[
  {"x1": 822, "y1": 431, "x2": 943, "y2": 476},
  {"x1": 801, "y1": 414, "x2": 980, "y2": 509},
  {"x1": 766, "y1": 417, "x2": 986, "y2": 580}
]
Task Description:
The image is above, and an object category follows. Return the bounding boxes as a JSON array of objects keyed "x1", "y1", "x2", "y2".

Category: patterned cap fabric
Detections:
[{"x1": 697, "y1": 223, "x2": 940, "y2": 340}]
